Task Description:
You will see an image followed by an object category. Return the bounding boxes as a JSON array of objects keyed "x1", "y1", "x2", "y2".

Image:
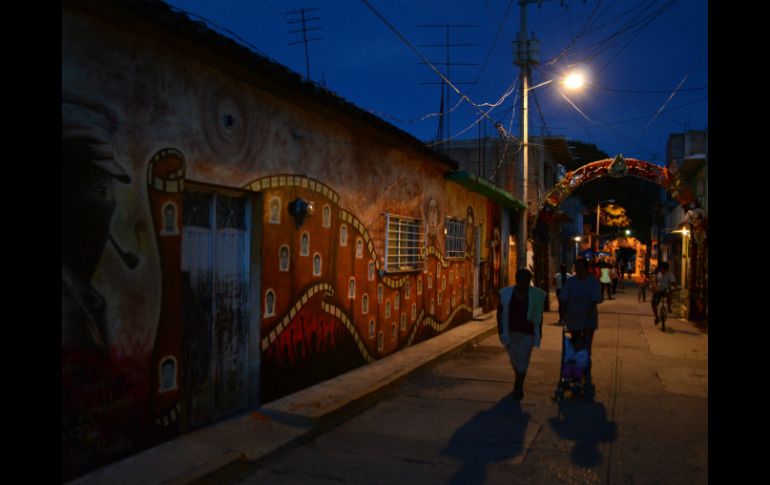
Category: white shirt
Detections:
[{"x1": 553, "y1": 272, "x2": 572, "y2": 290}]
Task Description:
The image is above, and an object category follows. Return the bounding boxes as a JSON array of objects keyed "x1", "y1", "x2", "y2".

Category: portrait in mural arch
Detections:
[
  {"x1": 161, "y1": 202, "x2": 179, "y2": 235},
  {"x1": 531, "y1": 155, "x2": 707, "y2": 321},
  {"x1": 300, "y1": 232, "x2": 310, "y2": 256},
  {"x1": 322, "y1": 204, "x2": 331, "y2": 227},
  {"x1": 269, "y1": 197, "x2": 281, "y2": 224},
  {"x1": 279, "y1": 245, "x2": 290, "y2": 272}
]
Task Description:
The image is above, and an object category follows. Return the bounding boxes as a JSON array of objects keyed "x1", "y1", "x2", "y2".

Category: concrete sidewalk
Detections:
[{"x1": 69, "y1": 313, "x2": 499, "y2": 485}]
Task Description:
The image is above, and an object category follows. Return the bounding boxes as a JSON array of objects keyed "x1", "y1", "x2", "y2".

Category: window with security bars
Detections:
[
  {"x1": 384, "y1": 214, "x2": 424, "y2": 272},
  {"x1": 445, "y1": 217, "x2": 466, "y2": 259}
]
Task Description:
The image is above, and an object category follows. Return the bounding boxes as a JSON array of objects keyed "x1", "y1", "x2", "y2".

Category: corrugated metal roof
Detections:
[{"x1": 444, "y1": 171, "x2": 526, "y2": 209}]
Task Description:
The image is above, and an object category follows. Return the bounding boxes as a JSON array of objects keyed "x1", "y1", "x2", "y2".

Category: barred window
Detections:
[
  {"x1": 445, "y1": 217, "x2": 466, "y2": 259},
  {"x1": 385, "y1": 214, "x2": 424, "y2": 272}
]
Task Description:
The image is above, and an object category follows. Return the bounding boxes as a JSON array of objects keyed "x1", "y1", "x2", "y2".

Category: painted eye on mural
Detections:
[{"x1": 223, "y1": 113, "x2": 236, "y2": 129}]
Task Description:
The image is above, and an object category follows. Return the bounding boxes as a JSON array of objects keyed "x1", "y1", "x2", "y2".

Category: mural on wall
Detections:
[
  {"x1": 481, "y1": 201, "x2": 503, "y2": 313},
  {"x1": 62, "y1": 8, "x2": 502, "y2": 481},
  {"x1": 61, "y1": 101, "x2": 499, "y2": 481},
  {"x1": 248, "y1": 175, "x2": 479, "y2": 403}
]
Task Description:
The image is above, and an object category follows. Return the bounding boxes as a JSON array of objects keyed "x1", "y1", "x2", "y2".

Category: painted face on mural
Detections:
[
  {"x1": 62, "y1": 135, "x2": 132, "y2": 353},
  {"x1": 428, "y1": 198, "x2": 438, "y2": 237}
]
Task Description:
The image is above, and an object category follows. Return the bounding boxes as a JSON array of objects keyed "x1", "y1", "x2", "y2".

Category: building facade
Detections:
[{"x1": 62, "y1": 0, "x2": 509, "y2": 479}]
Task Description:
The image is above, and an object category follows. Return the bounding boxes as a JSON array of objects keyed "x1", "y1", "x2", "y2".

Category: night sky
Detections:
[{"x1": 163, "y1": 0, "x2": 707, "y2": 167}]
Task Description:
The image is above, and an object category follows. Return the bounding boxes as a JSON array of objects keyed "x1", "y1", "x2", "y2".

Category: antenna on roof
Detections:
[
  {"x1": 287, "y1": 7, "x2": 322, "y2": 81},
  {"x1": 418, "y1": 24, "x2": 478, "y2": 153}
]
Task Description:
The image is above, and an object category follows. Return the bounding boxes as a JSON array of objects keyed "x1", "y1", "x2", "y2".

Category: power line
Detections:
[
  {"x1": 359, "y1": 0, "x2": 520, "y2": 144},
  {"x1": 589, "y1": 84, "x2": 707, "y2": 94}
]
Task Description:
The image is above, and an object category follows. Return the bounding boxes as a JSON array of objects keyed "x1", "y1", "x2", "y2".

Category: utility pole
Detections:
[
  {"x1": 287, "y1": 8, "x2": 322, "y2": 81},
  {"x1": 513, "y1": 1, "x2": 540, "y2": 269},
  {"x1": 418, "y1": 24, "x2": 477, "y2": 152}
]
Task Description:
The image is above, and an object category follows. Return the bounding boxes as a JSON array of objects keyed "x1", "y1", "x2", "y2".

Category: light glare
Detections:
[{"x1": 564, "y1": 73, "x2": 585, "y2": 90}]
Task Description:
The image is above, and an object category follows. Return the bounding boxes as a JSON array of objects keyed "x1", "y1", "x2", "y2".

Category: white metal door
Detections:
[{"x1": 181, "y1": 190, "x2": 250, "y2": 428}]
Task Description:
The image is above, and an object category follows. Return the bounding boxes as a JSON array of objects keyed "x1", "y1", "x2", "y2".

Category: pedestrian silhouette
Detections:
[
  {"x1": 548, "y1": 400, "x2": 617, "y2": 467},
  {"x1": 443, "y1": 398, "x2": 533, "y2": 484}
]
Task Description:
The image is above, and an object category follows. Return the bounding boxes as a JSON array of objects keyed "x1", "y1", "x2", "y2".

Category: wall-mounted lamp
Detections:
[{"x1": 288, "y1": 198, "x2": 315, "y2": 228}]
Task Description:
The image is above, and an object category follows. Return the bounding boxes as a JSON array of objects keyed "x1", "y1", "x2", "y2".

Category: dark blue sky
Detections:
[{"x1": 164, "y1": 0, "x2": 707, "y2": 166}]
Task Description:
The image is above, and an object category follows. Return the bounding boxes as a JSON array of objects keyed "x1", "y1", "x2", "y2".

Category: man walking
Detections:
[{"x1": 559, "y1": 258, "x2": 603, "y2": 353}]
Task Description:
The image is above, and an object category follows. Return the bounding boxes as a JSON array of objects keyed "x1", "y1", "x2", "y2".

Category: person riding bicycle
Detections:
[{"x1": 651, "y1": 261, "x2": 676, "y2": 325}]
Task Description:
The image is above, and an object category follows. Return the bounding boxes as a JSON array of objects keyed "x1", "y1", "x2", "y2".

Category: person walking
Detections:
[
  {"x1": 619, "y1": 261, "x2": 626, "y2": 289},
  {"x1": 552, "y1": 263, "x2": 572, "y2": 324},
  {"x1": 559, "y1": 258, "x2": 603, "y2": 354},
  {"x1": 610, "y1": 264, "x2": 620, "y2": 294},
  {"x1": 497, "y1": 268, "x2": 547, "y2": 401},
  {"x1": 599, "y1": 262, "x2": 613, "y2": 300},
  {"x1": 638, "y1": 271, "x2": 649, "y2": 303}
]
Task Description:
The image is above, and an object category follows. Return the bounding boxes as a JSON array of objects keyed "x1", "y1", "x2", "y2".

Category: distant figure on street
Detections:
[
  {"x1": 638, "y1": 272, "x2": 649, "y2": 303},
  {"x1": 552, "y1": 263, "x2": 572, "y2": 324},
  {"x1": 619, "y1": 261, "x2": 626, "y2": 289},
  {"x1": 610, "y1": 264, "x2": 619, "y2": 294},
  {"x1": 599, "y1": 263, "x2": 613, "y2": 300},
  {"x1": 497, "y1": 268, "x2": 547, "y2": 401},
  {"x1": 559, "y1": 258, "x2": 603, "y2": 354},
  {"x1": 652, "y1": 261, "x2": 676, "y2": 325}
]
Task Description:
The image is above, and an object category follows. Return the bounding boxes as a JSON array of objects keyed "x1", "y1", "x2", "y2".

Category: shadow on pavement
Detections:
[
  {"x1": 548, "y1": 400, "x2": 617, "y2": 468},
  {"x1": 442, "y1": 397, "x2": 531, "y2": 485}
]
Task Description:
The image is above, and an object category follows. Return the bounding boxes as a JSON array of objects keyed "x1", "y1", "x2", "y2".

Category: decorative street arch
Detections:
[{"x1": 532, "y1": 155, "x2": 707, "y2": 322}]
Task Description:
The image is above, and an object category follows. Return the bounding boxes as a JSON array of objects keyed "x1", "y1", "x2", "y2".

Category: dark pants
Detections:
[
  {"x1": 556, "y1": 289, "x2": 564, "y2": 321},
  {"x1": 602, "y1": 282, "x2": 612, "y2": 299}
]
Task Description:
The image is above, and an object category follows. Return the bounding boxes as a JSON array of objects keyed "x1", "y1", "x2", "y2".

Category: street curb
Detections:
[{"x1": 188, "y1": 315, "x2": 498, "y2": 484}]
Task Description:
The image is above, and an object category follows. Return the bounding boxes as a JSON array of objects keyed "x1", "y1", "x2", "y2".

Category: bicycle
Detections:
[{"x1": 654, "y1": 286, "x2": 676, "y2": 332}]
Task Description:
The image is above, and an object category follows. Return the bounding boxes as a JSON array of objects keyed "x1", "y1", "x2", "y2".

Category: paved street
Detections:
[{"x1": 237, "y1": 283, "x2": 707, "y2": 484}]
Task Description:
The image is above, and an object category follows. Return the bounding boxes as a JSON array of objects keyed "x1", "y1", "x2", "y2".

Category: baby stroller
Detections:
[{"x1": 554, "y1": 326, "x2": 595, "y2": 402}]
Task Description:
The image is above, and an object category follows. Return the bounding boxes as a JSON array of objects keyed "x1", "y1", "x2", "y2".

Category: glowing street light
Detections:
[
  {"x1": 563, "y1": 72, "x2": 585, "y2": 90},
  {"x1": 573, "y1": 236, "x2": 581, "y2": 262}
]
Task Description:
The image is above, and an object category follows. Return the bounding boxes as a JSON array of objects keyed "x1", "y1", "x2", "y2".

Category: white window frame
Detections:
[
  {"x1": 384, "y1": 214, "x2": 425, "y2": 273},
  {"x1": 445, "y1": 216, "x2": 467, "y2": 259}
]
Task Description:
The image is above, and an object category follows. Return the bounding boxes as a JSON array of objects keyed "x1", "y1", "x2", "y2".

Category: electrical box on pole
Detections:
[{"x1": 513, "y1": 33, "x2": 539, "y2": 66}]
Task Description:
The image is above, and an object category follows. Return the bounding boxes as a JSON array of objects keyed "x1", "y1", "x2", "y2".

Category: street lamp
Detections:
[
  {"x1": 595, "y1": 199, "x2": 615, "y2": 252},
  {"x1": 573, "y1": 236, "x2": 581, "y2": 263},
  {"x1": 513, "y1": 2, "x2": 586, "y2": 268}
]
